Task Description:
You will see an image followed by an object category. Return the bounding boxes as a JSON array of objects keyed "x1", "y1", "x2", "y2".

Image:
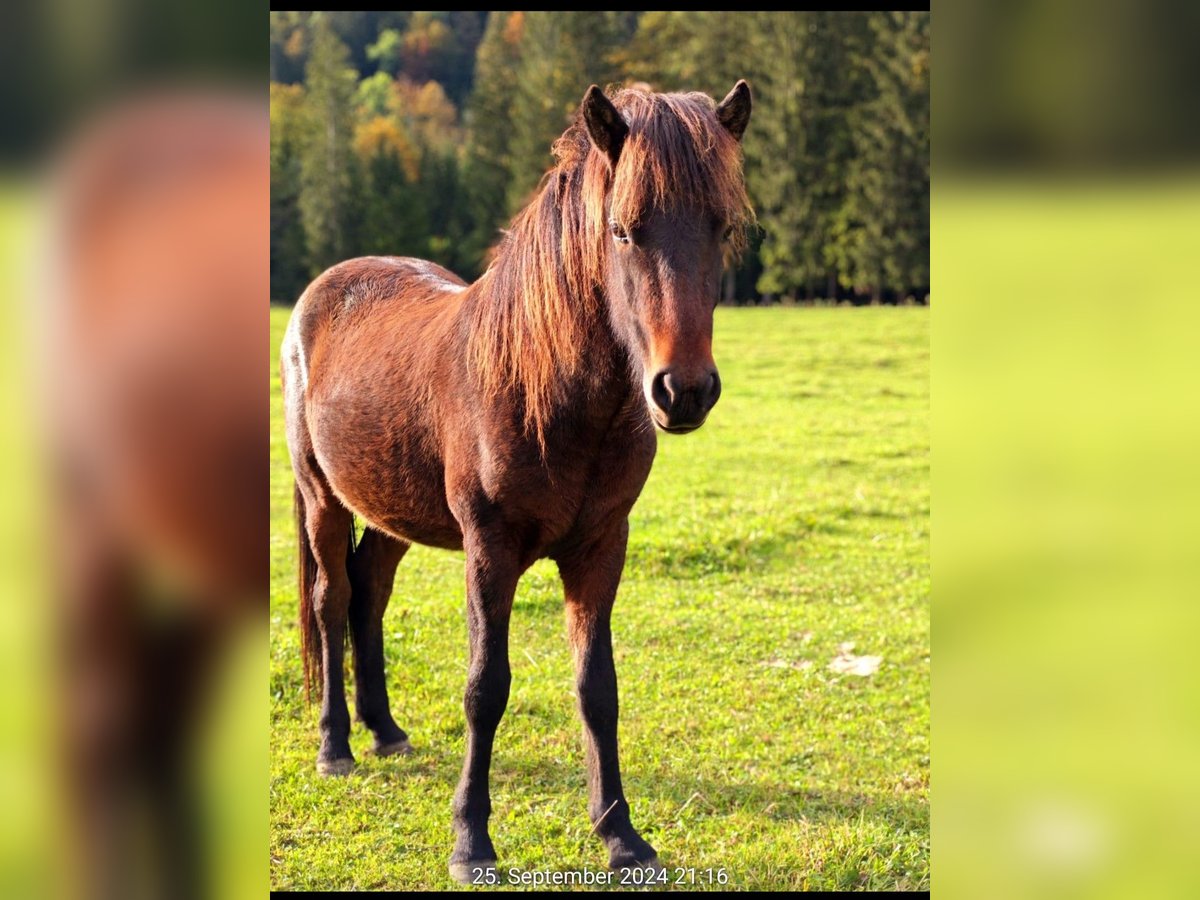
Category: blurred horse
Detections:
[{"x1": 50, "y1": 94, "x2": 266, "y2": 900}]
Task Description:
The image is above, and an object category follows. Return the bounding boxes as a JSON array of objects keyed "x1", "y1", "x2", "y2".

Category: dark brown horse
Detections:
[{"x1": 282, "y1": 81, "x2": 753, "y2": 881}]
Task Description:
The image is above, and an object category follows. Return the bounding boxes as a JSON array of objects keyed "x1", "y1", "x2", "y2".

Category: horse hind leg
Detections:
[
  {"x1": 294, "y1": 462, "x2": 357, "y2": 776},
  {"x1": 347, "y1": 528, "x2": 413, "y2": 756}
]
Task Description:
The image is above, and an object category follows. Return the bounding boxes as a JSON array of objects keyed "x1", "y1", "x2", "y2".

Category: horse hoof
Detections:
[
  {"x1": 316, "y1": 757, "x2": 355, "y2": 777},
  {"x1": 449, "y1": 859, "x2": 497, "y2": 885},
  {"x1": 372, "y1": 738, "x2": 413, "y2": 757}
]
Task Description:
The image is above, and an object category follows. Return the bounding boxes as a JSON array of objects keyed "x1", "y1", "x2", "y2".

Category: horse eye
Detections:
[
  {"x1": 722, "y1": 225, "x2": 735, "y2": 242},
  {"x1": 609, "y1": 220, "x2": 630, "y2": 244}
]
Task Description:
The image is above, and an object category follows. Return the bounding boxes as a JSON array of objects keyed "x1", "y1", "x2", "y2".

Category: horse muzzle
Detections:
[{"x1": 646, "y1": 368, "x2": 721, "y2": 433}]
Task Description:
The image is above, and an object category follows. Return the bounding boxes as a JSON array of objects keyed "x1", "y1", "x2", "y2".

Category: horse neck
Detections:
[
  {"x1": 545, "y1": 305, "x2": 643, "y2": 445},
  {"x1": 560, "y1": 289, "x2": 634, "y2": 404},
  {"x1": 463, "y1": 267, "x2": 637, "y2": 433}
]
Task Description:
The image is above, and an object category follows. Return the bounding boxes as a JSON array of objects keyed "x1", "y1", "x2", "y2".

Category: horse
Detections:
[{"x1": 282, "y1": 80, "x2": 753, "y2": 881}]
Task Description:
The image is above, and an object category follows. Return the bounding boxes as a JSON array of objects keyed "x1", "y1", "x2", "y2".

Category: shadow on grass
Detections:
[
  {"x1": 504, "y1": 514, "x2": 850, "y2": 611},
  {"x1": 344, "y1": 739, "x2": 928, "y2": 850},
  {"x1": 279, "y1": 729, "x2": 926, "y2": 891}
]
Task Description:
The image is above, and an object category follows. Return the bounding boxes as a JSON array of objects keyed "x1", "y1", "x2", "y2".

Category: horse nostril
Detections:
[
  {"x1": 651, "y1": 370, "x2": 673, "y2": 413},
  {"x1": 706, "y1": 370, "x2": 722, "y2": 409},
  {"x1": 663, "y1": 372, "x2": 681, "y2": 405}
]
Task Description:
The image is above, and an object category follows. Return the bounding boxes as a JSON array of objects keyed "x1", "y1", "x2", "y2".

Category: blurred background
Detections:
[
  {"x1": 937, "y1": 0, "x2": 1200, "y2": 897},
  {"x1": 269, "y1": 12, "x2": 929, "y2": 305},
  {"x1": 1, "y1": 1, "x2": 263, "y2": 899}
]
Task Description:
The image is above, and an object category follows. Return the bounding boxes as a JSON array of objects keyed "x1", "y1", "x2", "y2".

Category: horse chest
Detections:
[
  {"x1": 569, "y1": 462, "x2": 651, "y2": 541},
  {"x1": 494, "y1": 420, "x2": 656, "y2": 554}
]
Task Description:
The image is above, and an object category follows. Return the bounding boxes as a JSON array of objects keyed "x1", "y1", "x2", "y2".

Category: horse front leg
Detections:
[
  {"x1": 556, "y1": 519, "x2": 659, "y2": 872},
  {"x1": 449, "y1": 528, "x2": 520, "y2": 884}
]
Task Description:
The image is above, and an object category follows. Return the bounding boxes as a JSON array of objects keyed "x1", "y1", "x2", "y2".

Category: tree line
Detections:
[{"x1": 271, "y1": 12, "x2": 929, "y2": 305}]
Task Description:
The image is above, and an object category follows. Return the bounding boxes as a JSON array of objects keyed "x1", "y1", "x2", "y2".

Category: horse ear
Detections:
[
  {"x1": 716, "y1": 80, "x2": 753, "y2": 141},
  {"x1": 581, "y1": 85, "x2": 628, "y2": 169}
]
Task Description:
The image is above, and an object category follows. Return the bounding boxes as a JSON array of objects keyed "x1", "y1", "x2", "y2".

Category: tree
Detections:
[
  {"x1": 626, "y1": 12, "x2": 929, "y2": 302},
  {"x1": 298, "y1": 14, "x2": 361, "y2": 274},
  {"x1": 505, "y1": 12, "x2": 629, "y2": 211},
  {"x1": 437, "y1": 12, "x2": 489, "y2": 107},
  {"x1": 841, "y1": 13, "x2": 929, "y2": 298},
  {"x1": 618, "y1": 11, "x2": 751, "y2": 97},
  {"x1": 742, "y1": 13, "x2": 868, "y2": 301},
  {"x1": 366, "y1": 28, "x2": 404, "y2": 77},
  {"x1": 418, "y1": 149, "x2": 471, "y2": 273},
  {"x1": 325, "y1": 12, "x2": 406, "y2": 76},
  {"x1": 369, "y1": 13, "x2": 486, "y2": 107},
  {"x1": 354, "y1": 71, "x2": 394, "y2": 120},
  {"x1": 462, "y1": 12, "x2": 525, "y2": 271},
  {"x1": 355, "y1": 117, "x2": 429, "y2": 260},
  {"x1": 397, "y1": 13, "x2": 453, "y2": 83},
  {"x1": 270, "y1": 83, "x2": 309, "y2": 300},
  {"x1": 271, "y1": 11, "x2": 929, "y2": 304},
  {"x1": 392, "y1": 78, "x2": 461, "y2": 150}
]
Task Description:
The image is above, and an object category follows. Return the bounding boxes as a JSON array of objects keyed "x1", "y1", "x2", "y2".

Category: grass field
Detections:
[{"x1": 269, "y1": 305, "x2": 929, "y2": 891}]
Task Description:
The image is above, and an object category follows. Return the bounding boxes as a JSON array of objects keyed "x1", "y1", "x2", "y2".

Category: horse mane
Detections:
[{"x1": 467, "y1": 86, "x2": 754, "y2": 444}]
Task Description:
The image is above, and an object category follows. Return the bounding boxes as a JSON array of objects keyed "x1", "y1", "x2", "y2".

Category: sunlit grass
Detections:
[{"x1": 269, "y1": 305, "x2": 929, "y2": 890}]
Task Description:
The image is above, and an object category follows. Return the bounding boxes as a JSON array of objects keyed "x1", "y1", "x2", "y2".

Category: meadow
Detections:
[{"x1": 269, "y1": 305, "x2": 929, "y2": 891}]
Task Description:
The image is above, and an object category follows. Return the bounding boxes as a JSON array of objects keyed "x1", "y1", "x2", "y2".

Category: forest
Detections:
[{"x1": 270, "y1": 12, "x2": 929, "y2": 305}]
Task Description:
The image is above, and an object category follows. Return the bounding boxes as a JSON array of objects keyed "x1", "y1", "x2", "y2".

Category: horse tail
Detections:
[
  {"x1": 295, "y1": 480, "x2": 321, "y2": 703},
  {"x1": 295, "y1": 480, "x2": 358, "y2": 703}
]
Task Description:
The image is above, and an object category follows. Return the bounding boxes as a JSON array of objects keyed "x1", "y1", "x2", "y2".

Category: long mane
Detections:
[{"x1": 467, "y1": 86, "x2": 754, "y2": 443}]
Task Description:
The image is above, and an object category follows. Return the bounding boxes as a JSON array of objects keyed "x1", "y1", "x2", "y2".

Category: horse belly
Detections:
[
  {"x1": 309, "y1": 403, "x2": 463, "y2": 551},
  {"x1": 374, "y1": 508, "x2": 463, "y2": 551}
]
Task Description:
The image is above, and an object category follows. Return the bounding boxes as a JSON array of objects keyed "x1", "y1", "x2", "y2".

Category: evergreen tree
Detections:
[
  {"x1": 419, "y1": 148, "x2": 470, "y2": 273},
  {"x1": 744, "y1": 13, "x2": 867, "y2": 301},
  {"x1": 619, "y1": 11, "x2": 751, "y2": 97},
  {"x1": 462, "y1": 12, "x2": 525, "y2": 271},
  {"x1": 505, "y1": 12, "x2": 628, "y2": 211},
  {"x1": 354, "y1": 116, "x2": 429, "y2": 260},
  {"x1": 439, "y1": 12, "x2": 489, "y2": 107},
  {"x1": 270, "y1": 83, "x2": 309, "y2": 300},
  {"x1": 842, "y1": 12, "x2": 929, "y2": 298},
  {"x1": 270, "y1": 11, "x2": 929, "y2": 304},
  {"x1": 298, "y1": 14, "x2": 360, "y2": 274}
]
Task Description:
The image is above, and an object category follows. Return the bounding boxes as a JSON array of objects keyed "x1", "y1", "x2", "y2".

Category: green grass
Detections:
[{"x1": 269, "y1": 305, "x2": 929, "y2": 891}]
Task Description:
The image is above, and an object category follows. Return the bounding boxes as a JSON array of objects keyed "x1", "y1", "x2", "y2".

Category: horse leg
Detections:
[
  {"x1": 59, "y1": 529, "x2": 142, "y2": 900},
  {"x1": 347, "y1": 528, "x2": 412, "y2": 755},
  {"x1": 297, "y1": 470, "x2": 356, "y2": 776},
  {"x1": 60, "y1": 498, "x2": 225, "y2": 900},
  {"x1": 556, "y1": 520, "x2": 659, "y2": 871},
  {"x1": 448, "y1": 529, "x2": 520, "y2": 883},
  {"x1": 137, "y1": 609, "x2": 224, "y2": 900}
]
